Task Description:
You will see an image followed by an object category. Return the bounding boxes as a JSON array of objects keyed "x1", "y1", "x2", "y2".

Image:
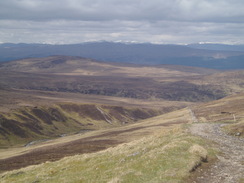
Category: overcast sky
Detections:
[{"x1": 0, "y1": 0, "x2": 244, "y2": 44}]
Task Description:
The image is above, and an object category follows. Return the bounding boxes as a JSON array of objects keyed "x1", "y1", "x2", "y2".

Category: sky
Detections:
[{"x1": 0, "y1": 0, "x2": 244, "y2": 45}]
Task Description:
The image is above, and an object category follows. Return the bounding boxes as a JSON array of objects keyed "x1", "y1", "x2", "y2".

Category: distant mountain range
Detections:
[
  {"x1": 187, "y1": 43, "x2": 244, "y2": 52},
  {"x1": 0, "y1": 42, "x2": 244, "y2": 69}
]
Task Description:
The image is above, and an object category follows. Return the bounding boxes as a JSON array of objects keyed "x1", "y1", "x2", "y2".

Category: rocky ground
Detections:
[{"x1": 190, "y1": 123, "x2": 244, "y2": 183}]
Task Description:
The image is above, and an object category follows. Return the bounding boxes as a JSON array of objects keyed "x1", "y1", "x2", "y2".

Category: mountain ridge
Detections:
[{"x1": 1, "y1": 42, "x2": 244, "y2": 69}]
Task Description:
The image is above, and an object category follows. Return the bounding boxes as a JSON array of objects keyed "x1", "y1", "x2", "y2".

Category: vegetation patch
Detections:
[
  {"x1": 0, "y1": 127, "x2": 215, "y2": 183},
  {"x1": 223, "y1": 120, "x2": 244, "y2": 137},
  {"x1": 0, "y1": 103, "x2": 162, "y2": 147}
]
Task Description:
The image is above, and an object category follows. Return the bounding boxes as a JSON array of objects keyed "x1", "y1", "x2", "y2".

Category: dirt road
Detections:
[{"x1": 190, "y1": 123, "x2": 244, "y2": 183}]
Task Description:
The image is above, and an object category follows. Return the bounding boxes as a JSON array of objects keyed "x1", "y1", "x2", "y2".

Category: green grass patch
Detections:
[{"x1": 0, "y1": 127, "x2": 215, "y2": 183}]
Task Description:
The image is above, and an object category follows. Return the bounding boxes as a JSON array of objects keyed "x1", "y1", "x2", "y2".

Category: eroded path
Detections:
[{"x1": 190, "y1": 123, "x2": 244, "y2": 183}]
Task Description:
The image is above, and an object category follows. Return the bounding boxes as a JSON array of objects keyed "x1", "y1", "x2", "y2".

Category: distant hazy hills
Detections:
[
  {"x1": 0, "y1": 42, "x2": 244, "y2": 69},
  {"x1": 187, "y1": 43, "x2": 244, "y2": 52}
]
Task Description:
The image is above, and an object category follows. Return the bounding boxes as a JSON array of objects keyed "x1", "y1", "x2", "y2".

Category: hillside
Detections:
[
  {"x1": 187, "y1": 43, "x2": 244, "y2": 52},
  {"x1": 0, "y1": 103, "x2": 167, "y2": 148},
  {"x1": 0, "y1": 56, "x2": 243, "y2": 147},
  {"x1": 1, "y1": 56, "x2": 243, "y2": 103},
  {"x1": 192, "y1": 92, "x2": 244, "y2": 137},
  {"x1": 0, "y1": 55, "x2": 243, "y2": 182},
  {"x1": 0, "y1": 93, "x2": 243, "y2": 182},
  {"x1": 0, "y1": 106, "x2": 210, "y2": 176},
  {"x1": 1, "y1": 42, "x2": 244, "y2": 69},
  {"x1": 0, "y1": 55, "x2": 217, "y2": 75}
]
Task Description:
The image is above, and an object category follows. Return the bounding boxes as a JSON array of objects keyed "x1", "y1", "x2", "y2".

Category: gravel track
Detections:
[{"x1": 190, "y1": 123, "x2": 244, "y2": 183}]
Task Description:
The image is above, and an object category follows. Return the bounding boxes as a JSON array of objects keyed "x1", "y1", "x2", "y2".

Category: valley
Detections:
[
  {"x1": 0, "y1": 55, "x2": 243, "y2": 182},
  {"x1": 1, "y1": 56, "x2": 241, "y2": 103},
  {"x1": 1, "y1": 93, "x2": 243, "y2": 182},
  {"x1": 0, "y1": 108, "x2": 190, "y2": 172}
]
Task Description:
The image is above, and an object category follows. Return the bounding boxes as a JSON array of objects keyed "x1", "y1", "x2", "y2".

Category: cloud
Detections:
[
  {"x1": 1, "y1": 0, "x2": 244, "y2": 22},
  {"x1": 0, "y1": 0, "x2": 244, "y2": 44}
]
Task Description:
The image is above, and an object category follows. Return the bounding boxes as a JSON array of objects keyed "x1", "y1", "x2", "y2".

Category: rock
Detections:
[{"x1": 235, "y1": 132, "x2": 241, "y2": 136}]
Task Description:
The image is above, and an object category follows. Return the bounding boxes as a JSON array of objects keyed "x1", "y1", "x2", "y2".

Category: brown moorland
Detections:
[{"x1": 0, "y1": 56, "x2": 243, "y2": 182}]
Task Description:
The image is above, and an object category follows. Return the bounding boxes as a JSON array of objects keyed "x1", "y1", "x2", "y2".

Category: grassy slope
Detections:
[
  {"x1": 223, "y1": 120, "x2": 244, "y2": 137},
  {"x1": 0, "y1": 107, "x2": 217, "y2": 183},
  {"x1": 0, "y1": 103, "x2": 162, "y2": 148},
  {"x1": 3, "y1": 92, "x2": 243, "y2": 182},
  {"x1": 0, "y1": 126, "x2": 215, "y2": 183},
  {"x1": 192, "y1": 92, "x2": 244, "y2": 136}
]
